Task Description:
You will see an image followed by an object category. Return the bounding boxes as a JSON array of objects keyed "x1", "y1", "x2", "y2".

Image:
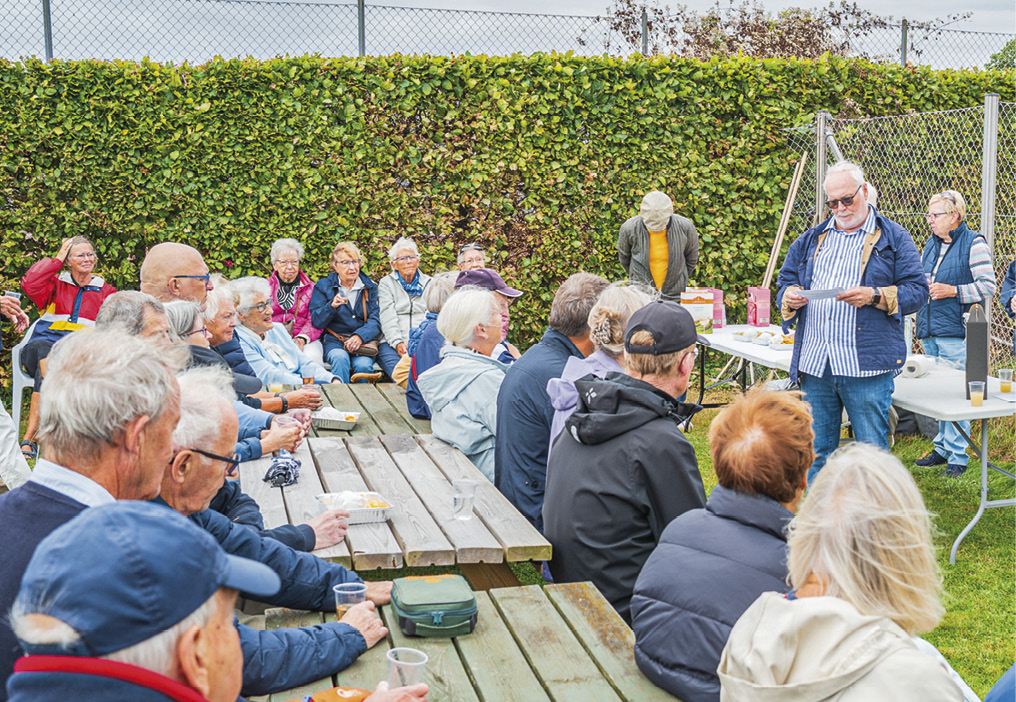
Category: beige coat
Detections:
[{"x1": 718, "y1": 592, "x2": 964, "y2": 702}]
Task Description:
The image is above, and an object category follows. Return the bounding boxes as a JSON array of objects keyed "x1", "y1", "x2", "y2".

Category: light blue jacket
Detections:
[
  {"x1": 417, "y1": 345, "x2": 507, "y2": 482},
  {"x1": 236, "y1": 323, "x2": 335, "y2": 387}
]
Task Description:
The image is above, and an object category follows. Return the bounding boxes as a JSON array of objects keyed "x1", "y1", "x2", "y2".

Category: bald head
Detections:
[{"x1": 140, "y1": 242, "x2": 211, "y2": 306}]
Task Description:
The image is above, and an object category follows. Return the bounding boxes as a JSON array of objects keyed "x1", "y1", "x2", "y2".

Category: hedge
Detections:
[{"x1": 1, "y1": 54, "x2": 1013, "y2": 355}]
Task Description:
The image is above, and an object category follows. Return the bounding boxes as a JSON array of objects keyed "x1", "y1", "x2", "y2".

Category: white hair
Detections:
[
  {"x1": 456, "y1": 244, "x2": 485, "y2": 266},
  {"x1": 437, "y1": 287, "x2": 500, "y2": 347},
  {"x1": 202, "y1": 284, "x2": 234, "y2": 323},
  {"x1": 10, "y1": 593, "x2": 219, "y2": 678},
  {"x1": 270, "y1": 238, "x2": 304, "y2": 264},
  {"x1": 164, "y1": 300, "x2": 203, "y2": 340},
  {"x1": 824, "y1": 160, "x2": 866, "y2": 190},
  {"x1": 95, "y1": 292, "x2": 165, "y2": 335},
  {"x1": 173, "y1": 366, "x2": 236, "y2": 450},
  {"x1": 230, "y1": 276, "x2": 271, "y2": 314},
  {"x1": 424, "y1": 272, "x2": 458, "y2": 314},
  {"x1": 388, "y1": 237, "x2": 419, "y2": 260},
  {"x1": 36, "y1": 330, "x2": 182, "y2": 463}
]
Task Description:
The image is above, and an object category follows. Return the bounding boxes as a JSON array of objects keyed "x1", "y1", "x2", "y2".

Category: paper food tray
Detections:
[
  {"x1": 317, "y1": 491, "x2": 391, "y2": 524},
  {"x1": 312, "y1": 409, "x2": 360, "y2": 431}
]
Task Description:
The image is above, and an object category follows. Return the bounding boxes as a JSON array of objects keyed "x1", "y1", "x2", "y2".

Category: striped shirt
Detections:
[
  {"x1": 799, "y1": 206, "x2": 885, "y2": 378},
  {"x1": 929, "y1": 237, "x2": 997, "y2": 304}
]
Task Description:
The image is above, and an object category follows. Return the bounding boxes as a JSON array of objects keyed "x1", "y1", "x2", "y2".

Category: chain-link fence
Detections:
[
  {"x1": 2, "y1": 0, "x2": 1012, "y2": 68},
  {"x1": 785, "y1": 98, "x2": 1016, "y2": 374}
]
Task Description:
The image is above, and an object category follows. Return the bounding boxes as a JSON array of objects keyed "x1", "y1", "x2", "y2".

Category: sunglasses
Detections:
[
  {"x1": 460, "y1": 244, "x2": 484, "y2": 254},
  {"x1": 824, "y1": 184, "x2": 862, "y2": 210}
]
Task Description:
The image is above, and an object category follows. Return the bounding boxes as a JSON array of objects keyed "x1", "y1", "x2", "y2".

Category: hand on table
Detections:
[
  {"x1": 345, "y1": 334, "x2": 363, "y2": 353},
  {"x1": 365, "y1": 580, "x2": 393, "y2": 605},
  {"x1": 836, "y1": 286, "x2": 874, "y2": 308},
  {"x1": 305, "y1": 509, "x2": 349, "y2": 549},
  {"x1": 929, "y1": 282, "x2": 957, "y2": 300},
  {"x1": 340, "y1": 601, "x2": 388, "y2": 648},
  {"x1": 784, "y1": 289, "x2": 808, "y2": 310},
  {"x1": 0, "y1": 296, "x2": 29, "y2": 332},
  {"x1": 366, "y1": 681, "x2": 429, "y2": 701},
  {"x1": 285, "y1": 387, "x2": 324, "y2": 410}
]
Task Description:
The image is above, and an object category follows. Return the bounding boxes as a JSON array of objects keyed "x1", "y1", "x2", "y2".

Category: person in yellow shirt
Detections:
[{"x1": 617, "y1": 191, "x2": 700, "y2": 301}]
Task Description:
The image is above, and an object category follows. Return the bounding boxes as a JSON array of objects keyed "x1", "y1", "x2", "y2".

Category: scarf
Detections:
[
  {"x1": 396, "y1": 271, "x2": 424, "y2": 297},
  {"x1": 275, "y1": 278, "x2": 299, "y2": 312}
]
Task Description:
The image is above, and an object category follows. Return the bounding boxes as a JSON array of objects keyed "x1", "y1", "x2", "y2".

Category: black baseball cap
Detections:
[{"x1": 624, "y1": 300, "x2": 699, "y2": 355}]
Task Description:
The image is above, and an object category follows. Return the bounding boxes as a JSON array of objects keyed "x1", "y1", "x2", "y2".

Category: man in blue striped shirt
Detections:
[{"x1": 778, "y1": 161, "x2": 929, "y2": 483}]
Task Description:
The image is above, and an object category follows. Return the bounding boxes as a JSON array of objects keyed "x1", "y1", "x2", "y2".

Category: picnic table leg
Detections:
[{"x1": 460, "y1": 562, "x2": 523, "y2": 591}]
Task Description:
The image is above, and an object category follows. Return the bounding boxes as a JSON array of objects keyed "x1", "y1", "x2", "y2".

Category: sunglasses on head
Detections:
[{"x1": 459, "y1": 244, "x2": 483, "y2": 254}]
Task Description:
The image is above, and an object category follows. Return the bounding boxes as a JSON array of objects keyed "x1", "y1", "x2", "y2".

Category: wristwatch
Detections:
[{"x1": 871, "y1": 288, "x2": 882, "y2": 306}]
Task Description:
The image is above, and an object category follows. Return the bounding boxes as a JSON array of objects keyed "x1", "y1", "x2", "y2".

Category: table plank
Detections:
[
  {"x1": 545, "y1": 583, "x2": 677, "y2": 702},
  {"x1": 309, "y1": 437, "x2": 404, "y2": 570},
  {"x1": 416, "y1": 435, "x2": 552, "y2": 562},
  {"x1": 490, "y1": 585, "x2": 623, "y2": 702},
  {"x1": 265, "y1": 609, "x2": 333, "y2": 701},
  {"x1": 350, "y1": 383, "x2": 417, "y2": 434},
  {"x1": 378, "y1": 606, "x2": 481, "y2": 702},
  {"x1": 377, "y1": 383, "x2": 432, "y2": 434},
  {"x1": 280, "y1": 442, "x2": 351, "y2": 566},
  {"x1": 379, "y1": 434, "x2": 504, "y2": 564},
  {"x1": 237, "y1": 458, "x2": 289, "y2": 530},
  {"x1": 454, "y1": 591, "x2": 552, "y2": 702},
  {"x1": 345, "y1": 436, "x2": 455, "y2": 566},
  {"x1": 329, "y1": 611, "x2": 392, "y2": 690},
  {"x1": 320, "y1": 384, "x2": 383, "y2": 436}
]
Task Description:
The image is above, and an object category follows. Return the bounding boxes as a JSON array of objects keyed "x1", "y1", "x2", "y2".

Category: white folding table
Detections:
[
  {"x1": 891, "y1": 368, "x2": 1015, "y2": 563},
  {"x1": 694, "y1": 324, "x2": 792, "y2": 406}
]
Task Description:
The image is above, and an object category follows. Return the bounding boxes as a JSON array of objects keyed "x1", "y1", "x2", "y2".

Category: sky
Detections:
[{"x1": 3, "y1": 0, "x2": 1013, "y2": 67}]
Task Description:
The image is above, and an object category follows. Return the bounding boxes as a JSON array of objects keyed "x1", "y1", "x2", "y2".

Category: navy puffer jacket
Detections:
[{"x1": 630, "y1": 485, "x2": 793, "y2": 702}]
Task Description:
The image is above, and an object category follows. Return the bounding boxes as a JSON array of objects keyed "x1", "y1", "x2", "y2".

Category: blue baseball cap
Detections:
[{"x1": 15, "y1": 501, "x2": 280, "y2": 657}]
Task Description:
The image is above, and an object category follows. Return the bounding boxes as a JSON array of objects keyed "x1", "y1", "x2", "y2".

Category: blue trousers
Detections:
[
  {"x1": 800, "y1": 363, "x2": 894, "y2": 484},
  {"x1": 325, "y1": 346, "x2": 376, "y2": 384},
  {"x1": 377, "y1": 342, "x2": 403, "y2": 379},
  {"x1": 921, "y1": 336, "x2": 969, "y2": 466}
]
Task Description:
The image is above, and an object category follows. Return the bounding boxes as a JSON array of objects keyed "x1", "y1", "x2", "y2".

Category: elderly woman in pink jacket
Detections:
[{"x1": 267, "y1": 238, "x2": 322, "y2": 350}]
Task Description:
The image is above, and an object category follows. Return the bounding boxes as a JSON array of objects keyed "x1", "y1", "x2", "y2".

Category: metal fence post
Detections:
[
  {"x1": 41, "y1": 0, "x2": 54, "y2": 61},
  {"x1": 979, "y1": 93, "x2": 999, "y2": 323},
  {"x1": 641, "y1": 8, "x2": 648, "y2": 56},
  {"x1": 814, "y1": 111, "x2": 828, "y2": 225},
  {"x1": 357, "y1": 0, "x2": 366, "y2": 57},
  {"x1": 899, "y1": 19, "x2": 908, "y2": 67}
]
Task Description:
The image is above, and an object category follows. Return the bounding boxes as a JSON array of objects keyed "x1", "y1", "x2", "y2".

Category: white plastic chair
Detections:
[{"x1": 10, "y1": 320, "x2": 38, "y2": 432}]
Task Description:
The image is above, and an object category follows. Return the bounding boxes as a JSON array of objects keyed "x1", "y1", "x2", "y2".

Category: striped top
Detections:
[
  {"x1": 929, "y1": 236, "x2": 997, "y2": 304},
  {"x1": 799, "y1": 207, "x2": 885, "y2": 378}
]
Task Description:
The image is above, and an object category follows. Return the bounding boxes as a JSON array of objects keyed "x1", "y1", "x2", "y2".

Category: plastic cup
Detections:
[
  {"x1": 268, "y1": 382, "x2": 285, "y2": 394},
  {"x1": 287, "y1": 408, "x2": 312, "y2": 430},
  {"x1": 302, "y1": 376, "x2": 315, "y2": 388},
  {"x1": 2, "y1": 291, "x2": 20, "y2": 300},
  {"x1": 387, "y1": 647, "x2": 427, "y2": 689},
  {"x1": 969, "y1": 381, "x2": 985, "y2": 407},
  {"x1": 452, "y1": 479, "x2": 478, "y2": 521},
  {"x1": 999, "y1": 369, "x2": 1013, "y2": 394},
  {"x1": 333, "y1": 582, "x2": 367, "y2": 618}
]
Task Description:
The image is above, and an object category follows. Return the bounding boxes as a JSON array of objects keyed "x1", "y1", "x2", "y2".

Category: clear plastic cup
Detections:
[
  {"x1": 969, "y1": 380, "x2": 985, "y2": 407},
  {"x1": 999, "y1": 369, "x2": 1013, "y2": 394},
  {"x1": 333, "y1": 582, "x2": 367, "y2": 618},
  {"x1": 452, "y1": 480, "x2": 478, "y2": 521},
  {"x1": 387, "y1": 647, "x2": 427, "y2": 688}
]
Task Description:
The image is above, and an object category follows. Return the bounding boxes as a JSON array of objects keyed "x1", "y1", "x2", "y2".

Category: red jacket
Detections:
[
  {"x1": 268, "y1": 269, "x2": 321, "y2": 343},
  {"x1": 21, "y1": 257, "x2": 117, "y2": 345}
]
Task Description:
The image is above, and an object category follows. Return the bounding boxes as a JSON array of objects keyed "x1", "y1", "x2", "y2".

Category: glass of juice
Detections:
[
  {"x1": 969, "y1": 381, "x2": 985, "y2": 407},
  {"x1": 999, "y1": 369, "x2": 1013, "y2": 394},
  {"x1": 333, "y1": 582, "x2": 367, "y2": 618}
]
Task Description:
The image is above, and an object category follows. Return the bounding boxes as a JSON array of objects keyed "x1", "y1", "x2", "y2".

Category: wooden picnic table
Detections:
[
  {"x1": 238, "y1": 434, "x2": 551, "y2": 590},
  {"x1": 314, "y1": 383, "x2": 431, "y2": 436},
  {"x1": 247, "y1": 581, "x2": 678, "y2": 702}
]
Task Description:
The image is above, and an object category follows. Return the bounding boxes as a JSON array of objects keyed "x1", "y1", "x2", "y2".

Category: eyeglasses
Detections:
[
  {"x1": 824, "y1": 184, "x2": 863, "y2": 210},
  {"x1": 276, "y1": 259, "x2": 300, "y2": 267},
  {"x1": 187, "y1": 326, "x2": 210, "y2": 338},
  {"x1": 334, "y1": 259, "x2": 361, "y2": 267},
  {"x1": 71, "y1": 253, "x2": 97, "y2": 260},
  {"x1": 171, "y1": 273, "x2": 211, "y2": 283},
  {"x1": 459, "y1": 244, "x2": 483, "y2": 254},
  {"x1": 250, "y1": 300, "x2": 271, "y2": 313},
  {"x1": 170, "y1": 448, "x2": 241, "y2": 476},
  {"x1": 926, "y1": 212, "x2": 952, "y2": 221},
  {"x1": 393, "y1": 255, "x2": 419, "y2": 263}
]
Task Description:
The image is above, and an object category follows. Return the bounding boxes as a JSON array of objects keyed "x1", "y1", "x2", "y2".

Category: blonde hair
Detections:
[
  {"x1": 331, "y1": 241, "x2": 362, "y2": 266},
  {"x1": 787, "y1": 443, "x2": 944, "y2": 635},
  {"x1": 437, "y1": 287, "x2": 500, "y2": 348},
  {"x1": 625, "y1": 332, "x2": 694, "y2": 377},
  {"x1": 587, "y1": 283, "x2": 656, "y2": 358},
  {"x1": 928, "y1": 190, "x2": 967, "y2": 221}
]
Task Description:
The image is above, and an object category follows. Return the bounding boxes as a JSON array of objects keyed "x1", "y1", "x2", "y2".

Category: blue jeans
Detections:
[
  {"x1": 921, "y1": 336, "x2": 969, "y2": 466},
  {"x1": 800, "y1": 363, "x2": 895, "y2": 484},
  {"x1": 377, "y1": 342, "x2": 403, "y2": 379},
  {"x1": 325, "y1": 347, "x2": 376, "y2": 384}
]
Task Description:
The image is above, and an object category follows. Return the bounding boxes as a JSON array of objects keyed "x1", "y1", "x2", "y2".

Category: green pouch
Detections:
[{"x1": 389, "y1": 574, "x2": 478, "y2": 638}]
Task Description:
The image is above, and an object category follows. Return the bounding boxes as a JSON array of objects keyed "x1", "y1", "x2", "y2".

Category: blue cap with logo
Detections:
[{"x1": 15, "y1": 501, "x2": 281, "y2": 657}]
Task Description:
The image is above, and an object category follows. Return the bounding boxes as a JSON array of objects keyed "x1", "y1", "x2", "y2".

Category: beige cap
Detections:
[{"x1": 640, "y1": 191, "x2": 673, "y2": 232}]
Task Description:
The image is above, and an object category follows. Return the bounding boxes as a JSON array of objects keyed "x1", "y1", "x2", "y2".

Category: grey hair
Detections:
[
  {"x1": 10, "y1": 594, "x2": 219, "y2": 678},
  {"x1": 230, "y1": 276, "x2": 272, "y2": 314},
  {"x1": 456, "y1": 244, "x2": 485, "y2": 265},
  {"x1": 587, "y1": 283, "x2": 657, "y2": 357},
  {"x1": 95, "y1": 292, "x2": 166, "y2": 335},
  {"x1": 824, "y1": 160, "x2": 866, "y2": 190},
  {"x1": 549, "y1": 272, "x2": 610, "y2": 338},
  {"x1": 36, "y1": 330, "x2": 182, "y2": 463},
  {"x1": 388, "y1": 237, "x2": 419, "y2": 260},
  {"x1": 164, "y1": 300, "x2": 203, "y2": 340},
  {"x1": 424, "y1": 271, "x2": 458, "y2": 314},
  {"x1": 437, "y1": 287, "x2": 501, "y2": 347},
  {"x1": 270, "y1": 238, "x2": 304, "y2": 264},
  {"x1": 787, "y1": 443, "x2": 944, "y2": 636},
  {"x1": 202, "y1": 284, "x2": 234, "y2": 323},
  {"x1": 173, "y1": 366, "x2": 236, "y2": 450}
]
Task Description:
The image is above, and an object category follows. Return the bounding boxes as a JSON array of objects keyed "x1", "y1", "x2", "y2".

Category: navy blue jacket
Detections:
[
  {"x1": 309, "y1": 272, "x2": 382, "y2": 355},
  {"x1": 406, "y1": 317, "x2": 444, "y2": 419},
  {"x1": 213, "y1": 333, "x2": 259, "y2": 379},
  {"x1": 916, "y1": 222, "x2": 983, "y2": 340},
  {"x1": 209, "y1": 480, "x2": 316, "y2": 551},
  {"x1": 630, "y1": 485, "x2": 793, "y2": 702},
  {"x1": 777, "y1": 211, "x2": 928, "y2": 381},
  {"x1": 495, "y1": 328, "x2": 585, "y2": 532}
]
